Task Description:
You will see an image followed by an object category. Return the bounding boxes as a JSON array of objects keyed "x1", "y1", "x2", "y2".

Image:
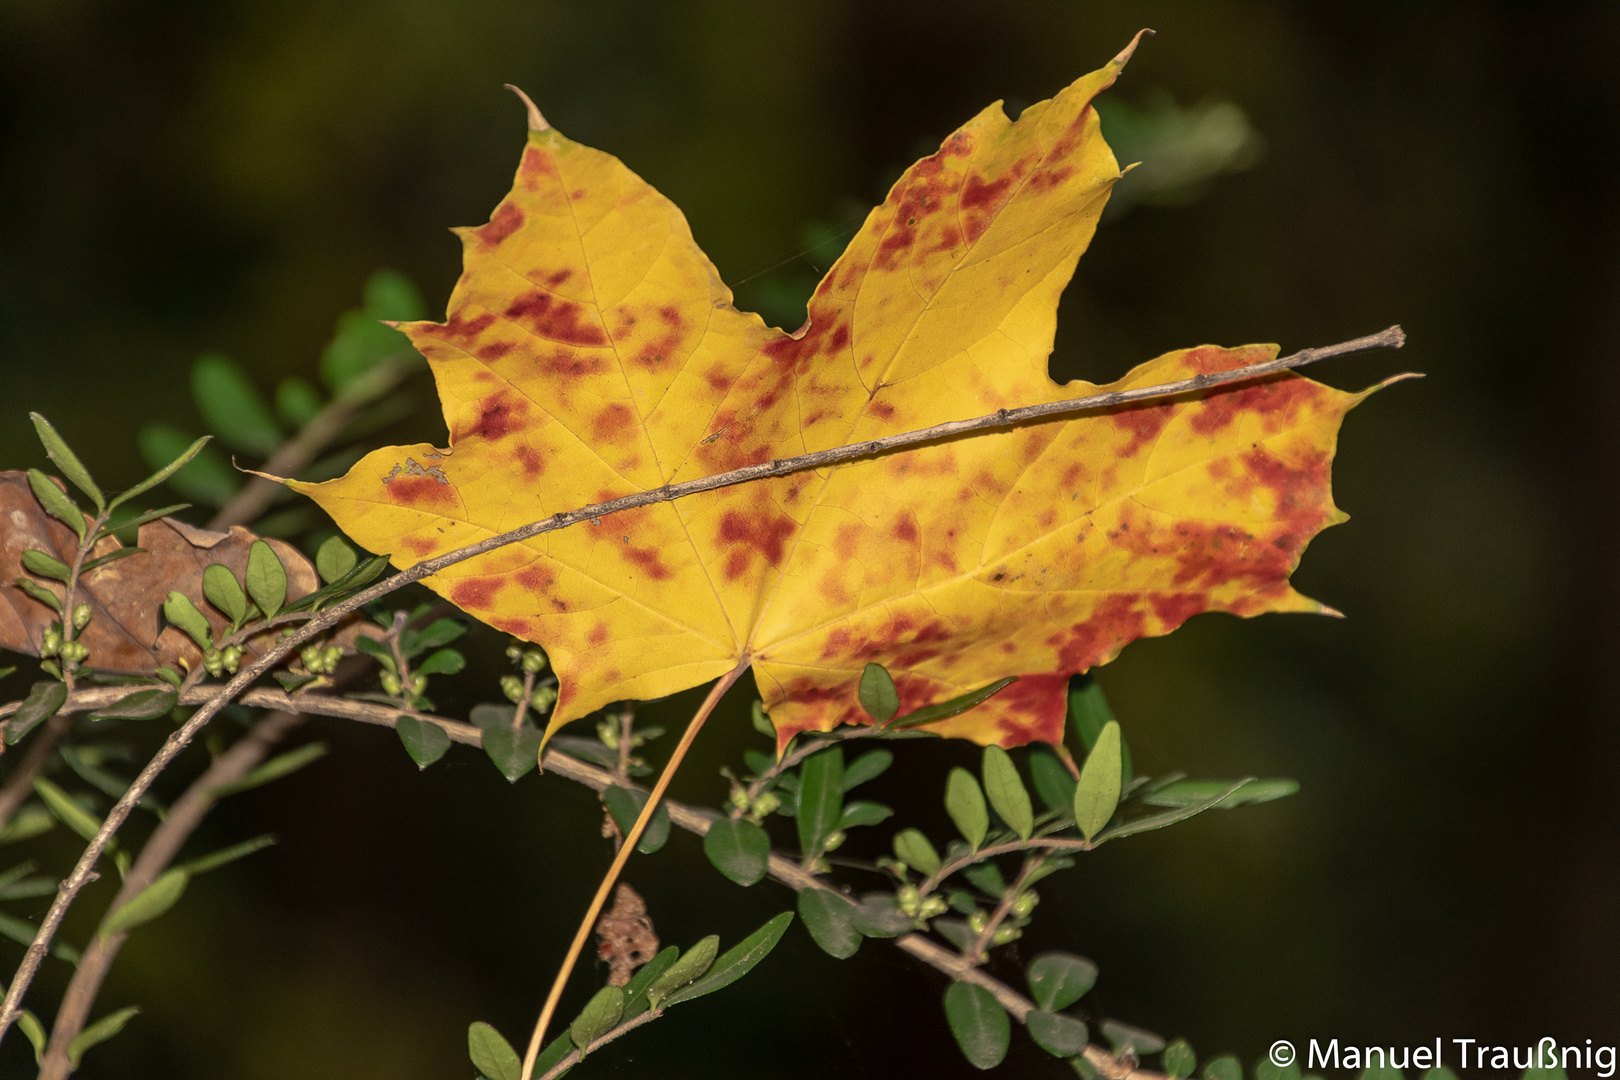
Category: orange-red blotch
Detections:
[{"x1": 505, "y1": 291, "x2": 608, "y2": 347}]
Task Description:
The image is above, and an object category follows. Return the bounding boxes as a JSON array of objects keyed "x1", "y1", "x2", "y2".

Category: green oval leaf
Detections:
[
  {"x1": 90, "y1": 688, "x2": 177, "y2": 721},
  {"x1": 12, "y1": 577, "x2": 61, "y2": 613},
  {"x1": 1073, "y1": 720, "x2": 1122, "y2": 841},
  {"x1": 946, "y1": 767, "x2": 988, "y2": 851},
  {"x1": 943, "y1": 981, "x2": 1010, "y2": 1070},
  {"x1": 982, "y1": 745, "x2": 1033, "y2": 841},
  {"x1": 20, "y1": 549, "x2": 71, "y2": 583},
  {"x1": 1029, "y1": 748, "x2": 1077, "y2": 814},
  {"x1": 1165, "y1": 1038, "x2": 1198, "y2": 1078},
  {"x1": 795, "y1": 746, "x2": 844, "y2": 859},
  {"x1": 33, "y1": 776, "x2": 103, "y2": 842},
  {"x1": 30, "y1": 413, "x2": 103, "y2": 512},
  {"x1": 570, "y1": 984, "x2": 624, "y2": 1053},
  {"x1": 892, "y1": 828, "x2": 941, "y2": 877},
  {"x1": 415, "y1": 648, "x2": 465, "y2": 676},
  {"x1": 1203, "y1": 1054, "x2": 1243, "y2": 1080},
  {"x1": 396, "y1": 716, "x2": 451, "y2": 768},
  {"x1": 66, "y1": 1005, "x2": 140, "y2": 1069},
  {"x1": 1068, "y1": 676, "x2": 1116, "y2": 750},
  {"x1": 467, "y1": 1021, "x2": 521, "y2": 1080},
  {"x1": 26, "y1": 468, "x2": 86, "y2": 542},
  {"x1": 645, "y1": 934, "x2": 719, "y2": 1009},
  {"x1": 244, "y1": 540, "x2": 287, "y2": 619},
  {"x1": 837, "y1": 800, "x2": 892, "y2": 830},
  {"x1": 1027, "y1": 951, "x2": 1098, "y2": 1013},
  {"x1": 315, "y1": 535, "x2": 358, "y2": 584},
  {"x1": 623, "y1": 945, "x2": 679, "y2": 1018},
  {"x1": 481, "y1": 722, "x2": 542, "y2": 783},
  {"x1": 1027, "y1": 1010, "x2": 1089, "y2": 1057},
  {"x1": 192, "y1": 353, "x2": 283, "y2": 456},
  {"x1": 601, "y1": 785, "x2": 671, "y2": 854},
  {"x1": 1142, "y1": 778, "x2": 1299, "y2": 808},
  {"x1": 703, "y1": 817, "x2": 770, "y2": 886},
  {"x1": 16, "y1": 1008, "x2": 46, "y2": 1065},
  {"x1": 163, "y1": 591, "x2": 213, "y2": 651},
  {"x1": 858, "y1": 662, "x2": 899, "y2": 723},
  {"x1": 275, "y1": 377, "x2": 326, "y2": 428},
  {"x1": 100, "y1": 868, "x2": 188, "y2": 939},
  {"x1": 1101, "y1": 1018, "x2": 1165, "y2": 1055},
  {"x1": 842, "y1": 748, "x2": 893, "y2": 791},
  {"x1": 202, "y1": 563, "x2": 249, "y2": 625},
  {"x1": 6, "y1": 681, "x2": 67, "y2": 745},
  {"x1": 211, "y1": 742, "x2": 328, "y2": 797},
  {"x1": 889, "y1": 676, "x2": 1019, "y2": 730},
  {"x1": 664, "y1": 911, "x2": 793, "y2": 1006},
  {"x1": 797, "y1": 888, "x2": 861, "y2": 959}
]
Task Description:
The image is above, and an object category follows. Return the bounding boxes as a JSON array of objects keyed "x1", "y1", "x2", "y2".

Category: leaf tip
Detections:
[
  {"x1": 504, "y1": 84, "x2": 549, "y2": 132},
  {"x1": 1111, "y1": 28, "x2": 1155, "y2": 69}
]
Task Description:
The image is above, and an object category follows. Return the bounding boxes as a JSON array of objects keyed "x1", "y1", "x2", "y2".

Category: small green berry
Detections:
[
  {"x1": 521, "y1": 649, "x2": 547, "y2": 675},
  {"x1": 71, "y1": 603, "x2": 92, "y2": 630},
  {"x1": 380, "y1": 671, "x2": 402, "y2": 696},
  {"x1": 500, "y1": 674, "x2": 525, "y2": 703}
]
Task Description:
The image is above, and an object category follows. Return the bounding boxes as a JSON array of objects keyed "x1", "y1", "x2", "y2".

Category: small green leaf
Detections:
[
  {"x1": 80, "y1": 547, "x2": 148, "y2": 574},
  {"x1": 623, "y1": 945, "x2": 679, "y2": 1018},
  {"x1": 842, "y1": 748, "x2": 893, "y2": 791},
  {"x1": 796, "y1": 746, "x2": 845, "y2": 859},
  {"x1": 837, "y1": 800, "x2": 892, "y2": 830},
  {"x1": 892, "y1": 828, "x2": 942, "y2": 877},
  {"x1": 179, "y1": 834, "x2": 276, "y2": 876},
  {"x1": 889, "y1": 676, "x2": 1018, "y2": 730},
  {"x1": 66, "y1": 1005, "x2": 140, "y2": 1069},
  {"x1": 797, "y1": 888, "x2": 861, "y2": 959},
  {"x1": 703, "y1": 817, "x2": 770, "y2": 886},
  {"x1": 982, "y1": 745, "x2": 1033, "y2": 841},
  {"x1": 16, "y1": 1009, "x2": 46, "y2": 1065},
  {"x1": 34, "y1": 776, "x2": 103, "y2": 842},
  {"x1": 137, "y1": 424, "x2": 239, "y2": 507},
  {"x1": 163, "y1": 591, "x2": 214, "y2": 651},
  {"x1": 7, "y1": 681, "x2": 68, "y2": 745},
  {"x1": 0, "y1": 805, "x2": 55, "y2": 845},
  {"x1": 858, "y1": 662, "x2": 899, "y2": 723},
  {"x1": 645, "y1": 934, "x2": 719, "y2": 1009},
  {"x1": 750, "y1": 700, "x2": 774, "y2": 738},
  {"x1": 97, "y1": 504, "x2": 189, "y2": 541},
  {"x1": 100, "y1": 868, "x2": 188, "y2": 939},
  {"x1": 1203, "y1": 1054, "x2": 1243, "y2": 1080},
  {"x1": 467, "y1": 1021, "x2": 522, "y2": 1080},
  {"x1": 570, "y1": 984, "x2": 624, "y2": 1053},
  {"x1": 315, "y1": 535, "x2": 358, "y2": 584},
  {"x1": 396, "y1": 716, "x2": 452, "y2": 768},
  {"x1": 1141, "y1": 779, "x2": 1299, "y2": 809},
  {"x1": 601, "y1": 785, "x2": 671, "y2": 854},
  {"x1": 946, "y1": 767, "x2": 989, "y2": 851},
  {"x1": 192, "y1": 353, "x2": 282, "y2": 456},
  {"x1": 0, "y1": 910, "x2": 79, "y2": 964},
  {"x1": 1027, "y1": 1010, "x2": 1089, "y2": 1057},
  {"x1": 365, "y1": 268, "x2": 427, "y2": 320},
  {"x1": 13, "y1": 577, "x2": 62, "y2": 613},
  {"x1": 1027, "y1": 952, "x2": 1098, "y2": 1012},
  {"x1": 30, "y1": 413, "x2": 103, "y2": 512},
  {"x1": 245, "y1": 540, "x2": 288, "y2": 619},
  {"x1": 20, "y1": 549, "x2": 71, "y2": 582},
  {"x1": 202, "y1": 563, "x2": 249, "y2": 625},
  {"x1": 850, "y1": 893, "x2": 914, "y2": 938},
  {"x1": 89, "y1": 688, "x2": 177, "y2": 721},
  {"x1": 665, "y1": 911, "x2": 794, "y2": 1005},
  {"x1": 415, "y1": 648, "x2": 465, "y2": 676},
  {"x1": 212, "y1": 742, "x2": 328, "y2": 797},
  {"x1": 275, "y1": 377, "x2": 325, "y2": 428},
  {"x1": 402, "y1": 617, "x2": 466, "y2": 656},
  {"x1": 1096, "y1": 782, "x2": 1251, "y2": 844},
  {"x1": 481, "y1": 723, "x2": 542, "y2": 782},
  {"x1": 1165, "y1": 1039, "x2": 1198, "y2": 1078},
  {"x1": 1029, "y1": 749, "x2": 1077, "y2": 814},
  {"x1": 1073, "y1": 720, "x2": 1122, "y2": 841},
  {"x1": 26, "y1": 468, "x2": 86, "y2": 541},
  {"x1": 944, "y1": 981, "x2": 1010, "y2": 1070},
  {"x1": 1068, "y1": 676, "x2": 1115, "y2": 750},
  {"x1": 112, "y1": 435, "x2": 212, "y2": 509},
  {"x1": 281, "y1": 554, "x2": 391, "y2": 613},
  {"x1": 0, "y1": 861, "x2": 39, "y2": 894},
  {"x1": 963, "y1": 861, "x2": 1006, "y2": 898},
  {"x1": 1254, "y1": 1058, "x2": 1301, "y2": 1080},
  {"x1": 1101, "y1": 1018, "x2": 1164, "y2": 1055}
]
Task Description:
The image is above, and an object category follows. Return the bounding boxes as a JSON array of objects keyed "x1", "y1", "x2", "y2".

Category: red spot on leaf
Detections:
[
  {"x1": 493, "y1": 615, "x2": 533, "y2": 637},
  {"x1": 592, "y1": 403, "x2": 636, "y2": 443},
  {"x1": 513, "y1": 445, "x2": 545, "y2": 478},
  {"x1": 451, "y1": 577, "x2": 503, "y2": 609},
  {"x1": 589, "y1": 623, "x2": 611, "y2": 646},
  {"x1": 1051, "y1": 594, "x2": 1148, "y2": 671},
  {"x1": 1149, "y1": 592, "x2": 1207, "y2": 628},
  {"x1": 516, "y1": 565, "x2": 555, "y2": 592},
  {"x1": 716, "y1": 508, "x2": 797, "y2": 580},
  {"x1": 546, "y1": 268, "x2": 572, "y2": 287},
  {"x1": 871, "y1": 400, "x2": 895, "y2": 421},
  {"x1": 478, "y1": 342, "x2": 515, "y2": 361},
  {"x1": 386, "y1": 475, "x2": 457, "y2": 510},
  {"x1": 624, "y1": 545, "x2": 673, "y2": 581},
  {"x1": 505, "y1": 291, "x2": 607, "y2": 346},
  {"x1": 479, "y1": 203, "x2": 524, "y2": 247},
  {"x1": 1111, "y1": 403, "x2": 1172, "y2": 458}
]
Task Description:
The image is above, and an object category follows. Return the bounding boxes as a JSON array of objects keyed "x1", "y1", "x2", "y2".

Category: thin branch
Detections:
[
  {"x1": 966, "y1": 853, "x2": 1043, "y2": 964},
  {"x1": 0, "y1": 327, "x2": 1404, "y2": 1043},
  {"x1": 208, "y1": 356, "x2": 413, "y2": 531},
  {"x1": 0, "y1": 709, "x2": 74, "y2": 836},
  {"x1": 37, "y1": 706, "x2": 307, "y2": 1079}
]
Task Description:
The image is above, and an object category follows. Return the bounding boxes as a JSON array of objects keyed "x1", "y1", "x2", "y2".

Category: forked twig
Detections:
[{"x1": 0, "y1": 327, "x2": 1406, "y2": 1043}]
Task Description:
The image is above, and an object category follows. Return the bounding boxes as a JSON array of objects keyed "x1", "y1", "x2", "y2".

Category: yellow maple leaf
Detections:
[{"x1": 292, "y1": 35, "x2": 1381, "y2": 749}]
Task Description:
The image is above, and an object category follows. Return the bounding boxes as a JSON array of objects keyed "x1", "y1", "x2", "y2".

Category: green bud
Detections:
[
  {"x1": 918, "y1": 895, "x2": 948, "y2": 920},
  {"x1": 505, "y1": 644, "x2": 523, "y2": 663},
  {"x1": 521, "y1": 649, "x2": 547, "y2": 675},
  {"x1": 380, "y1": 671, "x2": 402, "y2": 696},
  {"x1": 40, "y1": 627, "x2": 62, "y2": 657},
  {"x1": 410, "y1": 673, "x2": 427, "y2": 697},
  {"x1": 991, "y1": 925, "x2": 1022, "y2": 946},
  {"x1": 60, "y1": 640, "x2": 89, "y2": 663},
  {"x1": 729, "y1": 787, "x2": 751, "y2": 811},
  {"x1": 1011, "y1": 890, "x2": 1039, "y2": 919},
  {"x1": 500, "y1": 674, "x2": 524, "y2": 703},
  {"x1": 529, "y1": 685, "x2": 557, "y2": 713},
  {"x1": 596, "y1": 718, "x2": 619, "y2": 749},
  {"x1": 896, "y1": 884, "x2": 921, "y2": 915},
  {"x1": 822, "y1": 829, "x2": 846, "y2": 852},
  {"x1": 222, "y1": 645, "x2": 242, "y2": 674},
  {"x1": 750, "y1": 791, "x2": 780, "y2": 817},
  {"x1": 968, "y1": 910, "x2": 988, "y2": 935},
  {"x1": 72, "y1": 604, "x2": 92, "y2": 630},
  {"x1": 300, "y1": 644, "x2": 323, "y2": 672}
]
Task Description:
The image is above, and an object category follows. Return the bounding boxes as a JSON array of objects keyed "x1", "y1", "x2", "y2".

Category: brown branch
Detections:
[
  {"x1": 37, "y1": 706, "x2": 307, "y2": 1079},
  {"x1": 0, "y1": 709, "x2": 74, "y2": 837},
  {"x1": 207, "y1": 356, "x2": 413, "y2": 531},
  {"x1": 967, "y1": 853, "x2": 1043, "y2": 964},
  {"x1": 0, "y1": 327, "x2": 1404, "y2": 1045}
]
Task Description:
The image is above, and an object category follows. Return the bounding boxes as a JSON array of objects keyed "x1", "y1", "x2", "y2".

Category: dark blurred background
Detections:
[{"x1": 2, "y1": 1, "x2": 1617, "y2": 1077}]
